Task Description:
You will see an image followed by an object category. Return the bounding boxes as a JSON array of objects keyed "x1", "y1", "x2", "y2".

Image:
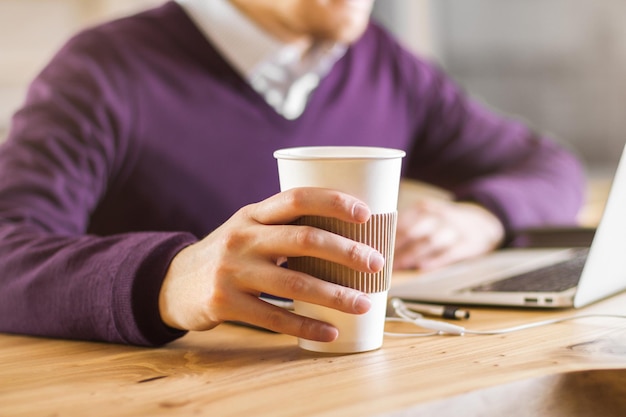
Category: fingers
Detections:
[
  {"x1": 394, "y1": 227, "x2": 458, "y2": 270},
  {"x1": 160, "y1": 187, "x2": 385, "y2": 342},
  {"x1": 235, "y1": 263, "x2": 372, "y2": 314},
  {"x1": 240, "y1": 188, "x2": 384, "y2": 274},
  {"x1": 258, "y1": 224, "x2": 385, "y2": 273},
  {"x1": 393, "y1": 199, "x2": 506, "y2": 271},
  {"x1": 249, "y1": 187, "x2": 371, "y2": 225},
  {"x1": 394, "y1": 200, "x2": 451, "y2": 269},
  {"x1": 395, "y1": 200, "x2": 437, "y2": 246},
  {"x1": 236, "y1": 295, "x2": 340, "y2": 342},
  {"x1": 218, "y1": 276, "x2": 371, "y2": 342}
]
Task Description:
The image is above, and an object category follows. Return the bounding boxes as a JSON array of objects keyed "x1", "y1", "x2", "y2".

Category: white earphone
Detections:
[{"x1": 387, "y1": 297, "x2": 466, "y2": 335}]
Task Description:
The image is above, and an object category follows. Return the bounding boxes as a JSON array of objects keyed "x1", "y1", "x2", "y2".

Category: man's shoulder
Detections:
[
  {"x1": 348, "y1": 21, "x2": 442, "y2": 83},
  {"x1": 355, "y1": 22, "x2": 436, "y2": 67},
  {"x1": 357, "y1": 21, "x2": 402, "y2": 51},
  {"x1": 56, "y1": 2, "x2": 195, "y2": 66},
  {"x1": 57, "y1": 3, "x2": 177, "y2": 49}
]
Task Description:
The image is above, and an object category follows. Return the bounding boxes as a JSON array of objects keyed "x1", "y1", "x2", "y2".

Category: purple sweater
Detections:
[{"x1": 0, "y1": 2, "x2": 584, "y2": 346}]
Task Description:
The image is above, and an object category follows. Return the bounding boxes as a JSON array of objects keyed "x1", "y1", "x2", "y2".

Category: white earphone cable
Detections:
[{"x1": 384, "y1": 298, "x2": 626, "y2": 338}]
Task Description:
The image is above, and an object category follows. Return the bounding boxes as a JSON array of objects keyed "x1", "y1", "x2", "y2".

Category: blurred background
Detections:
[
  {"x1": 0, "y1": 0, "x2": 162, "y2": 140},
  {"x1": 1, "y1": 0, "x2": 623, "y2": 221},
  {"x1": 374, "y1": 0, "x2": 626, "y2": 174}
]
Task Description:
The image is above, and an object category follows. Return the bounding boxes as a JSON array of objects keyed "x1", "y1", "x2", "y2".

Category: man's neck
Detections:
[{"x1": 228, "y1": 0, "x2": 313, "y2": 53}]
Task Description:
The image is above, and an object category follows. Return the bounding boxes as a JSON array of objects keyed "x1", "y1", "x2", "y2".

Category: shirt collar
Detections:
[{"x1": 175, "y1": 0, "x2": 347, "y2": 119}]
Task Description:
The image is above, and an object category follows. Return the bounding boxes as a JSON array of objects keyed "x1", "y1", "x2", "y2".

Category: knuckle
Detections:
[
  {"x1": 263, "y1": 308, "x2": 287, "y2": 331},
  {"x1": 347, "y1": 242, "x2": 363, "y2": 263},
  {"x1": 198, "y1": 286, "x2": 230, "y2": 325},
  {"x1": 235, "y1": 203, "x2": 258, "y2": 223},
  {"x1": 211, "y1": 261, "x2": 236, "y2": 284},
  {"x1": 328, "y1": 191, "x2": 349, "y2": 211},
  {"x1": 204, "y1": 280, "x2": 231, "y2": 310},
  {"x1": 294, "y1": 226, "x2": 323, "y2": 248},
  {"x1": 206, "y1": 247, "x2": 243, "y2": 280},
  {"x1": 282, "y1": 272, "x2": 308, "y2": 294},
  {"x1": 330, "y1": 286, "x2": 347, "y2": 309},
  {"x1": 282, "y1": 188, "x2": 307, "y2": 210},
  {"x1": 237, "y1": 204, "x2": 252, "y2": 217},
  {"x1": 282, "y1": 189, "x2": 350, "y2": 213},
  {"x1": 219, "y1": 228, "x2": 248, "y2": 251}
]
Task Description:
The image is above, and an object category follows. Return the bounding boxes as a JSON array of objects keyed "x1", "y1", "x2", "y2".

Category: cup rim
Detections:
[{"x1": 273, "y1": 146, "x2": 406, "y2": 160}]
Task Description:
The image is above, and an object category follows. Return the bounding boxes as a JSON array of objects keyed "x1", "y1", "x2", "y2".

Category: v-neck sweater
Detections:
[{"x1": 0, "y1": 1, "x2": 584, "y2": 345}]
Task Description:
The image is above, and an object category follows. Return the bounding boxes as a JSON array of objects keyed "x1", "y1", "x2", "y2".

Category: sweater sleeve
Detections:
[
  {"x1": 0, "y1": 29, "x2": 195, "y2": 346},
  {"x1": 0, "y1": 224, "x2": 194, "y2": 346},
  {"x1": 399, "y1": 52, "x2": 586, "y2": 241}
]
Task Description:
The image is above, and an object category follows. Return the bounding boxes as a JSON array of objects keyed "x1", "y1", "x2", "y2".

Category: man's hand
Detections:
[
  {"x1": 393, "y1": 199, "x2": 505, "y2": 271},
  {"x1": 158, "y1": 188, "x2": 384, "y2": 343}
]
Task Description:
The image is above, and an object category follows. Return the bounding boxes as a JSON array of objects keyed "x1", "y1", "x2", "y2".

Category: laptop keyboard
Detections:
[{"x1": 470, "y1": 248, "x2": 589, "y2": 293}]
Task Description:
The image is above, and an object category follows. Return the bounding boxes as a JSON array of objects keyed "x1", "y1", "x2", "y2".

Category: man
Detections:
[{"x1": 0, "y1": 0, "x2": 584, "y2": 346}]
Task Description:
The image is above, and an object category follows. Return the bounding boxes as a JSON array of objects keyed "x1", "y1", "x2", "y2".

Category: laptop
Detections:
[{"x1": 389, "y1": 144, "x2": 626, "y2": 309}]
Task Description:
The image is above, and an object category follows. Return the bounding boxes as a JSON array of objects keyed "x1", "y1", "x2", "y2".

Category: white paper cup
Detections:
[{"x1": 274, "y1": 146, "x2": 405, "y2": 353}]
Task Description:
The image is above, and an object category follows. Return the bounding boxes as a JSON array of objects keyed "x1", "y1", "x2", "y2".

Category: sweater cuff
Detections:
[{"x1": 113, "y1": 232, "x2": 197, "y2": 346}]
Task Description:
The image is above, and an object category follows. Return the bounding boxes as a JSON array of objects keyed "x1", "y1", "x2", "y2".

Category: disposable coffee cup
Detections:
[{"x1": 273, "y1": 146, "x2": 405, "y2": 353}]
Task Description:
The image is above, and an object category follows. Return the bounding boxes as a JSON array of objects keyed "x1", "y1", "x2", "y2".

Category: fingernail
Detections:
[
  {"x1": 352, "y1": 203, "x2": 370, "y2": 222},
  {"x1": 354, "y1": 294, "x2": 371, "y2": 314},
  {"x1": 368, "y1": 251, "x2": 385, "y2": 272}
]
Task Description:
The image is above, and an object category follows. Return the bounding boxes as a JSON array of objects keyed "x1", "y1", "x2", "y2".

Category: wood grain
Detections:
[{"x1": 1, "y1": 289, "x2": 626, "y2": 417}]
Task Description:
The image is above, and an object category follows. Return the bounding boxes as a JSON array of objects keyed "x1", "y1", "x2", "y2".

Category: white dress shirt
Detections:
[{"x1": 175, "y1": 0, "x2": 346, "y2": 119}]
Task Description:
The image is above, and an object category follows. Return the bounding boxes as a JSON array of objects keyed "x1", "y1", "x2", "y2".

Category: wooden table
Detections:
[{"x1": 2, "y1": 280, "x2": 626, "y2": 417}]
